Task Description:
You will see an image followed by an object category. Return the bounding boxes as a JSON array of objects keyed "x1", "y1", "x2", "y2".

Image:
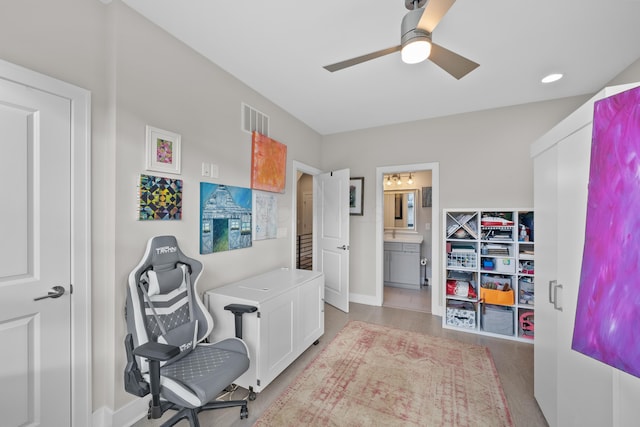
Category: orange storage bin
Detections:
[{"x1": 480, "y1": 288, "x2": 514, "y2": 306}]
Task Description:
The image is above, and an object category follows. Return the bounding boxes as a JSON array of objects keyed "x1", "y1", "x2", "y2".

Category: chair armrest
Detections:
[
  {"x1": 224, "y1": 303, "x2": 258, "y2": 314},
  {"x1": 132, "y1": 341, "x2": 180, "y2": 419},
  {"x1": 224, "y1": 304, "x2": 258, "y2": 339},
  {"x1": 133, "y1": 341, "x2": 180, "y2": 361}
]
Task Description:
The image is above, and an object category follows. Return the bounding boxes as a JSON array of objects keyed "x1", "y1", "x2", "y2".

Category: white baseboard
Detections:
[
  {"x1": 92, "y1": 406, "x2": 112, "y2": 427},
  {"x1": 349, "y1": 292, "x2": 380, "y2": 307},
  {"x1": 93, "y1": 396, "x2": 149, "y2": 427}
]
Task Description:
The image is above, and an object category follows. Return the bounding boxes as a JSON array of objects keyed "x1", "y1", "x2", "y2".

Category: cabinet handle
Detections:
[
  {"x1": 553, "y1": 284, "x2": 563, "y2": 312},
  {"x1": 548, "y1": 280, "x2": 557, "y2": 304}
]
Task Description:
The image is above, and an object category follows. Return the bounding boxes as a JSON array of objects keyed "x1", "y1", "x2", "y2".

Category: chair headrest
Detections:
[
  {"x1": 132, "y1": 236, "x2": 203, "y2": 295},
  {"x1": 146, "y1": 266, "x2": 186, "y2": 296},
  {"x1": 147, "y1": 235, "x2": 182, "y2": 266}
]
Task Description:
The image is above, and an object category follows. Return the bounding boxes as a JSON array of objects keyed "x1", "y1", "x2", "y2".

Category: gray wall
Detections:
[
  {"x1": 321, "y1": 96, "x2": 591, "y2": 297},
  {"x1": 0, "y1": 0, "x2": 323, "y2": 415}
]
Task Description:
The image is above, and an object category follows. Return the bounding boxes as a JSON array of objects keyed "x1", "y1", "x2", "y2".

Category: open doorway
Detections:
[
  {"x1": 291, "y1": 161, "x2": 351, "y2": 312},
  {"x1": 376, "y1": 163, "x2": 441, "y2": 316},
  {"x1": 296, "y1": 172, "x2": 313, "y2": 269},
  {"x1": 291, "y1": 161, "x2": 321, "y2": 270}
]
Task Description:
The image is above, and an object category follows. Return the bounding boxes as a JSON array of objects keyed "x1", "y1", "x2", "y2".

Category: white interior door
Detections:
[
  {"x1": 0, "y1": 78, "x2": 72, "y2": 426},
  {"x1": 315, "y1": 169, "x2": 350, "y2": 312}
]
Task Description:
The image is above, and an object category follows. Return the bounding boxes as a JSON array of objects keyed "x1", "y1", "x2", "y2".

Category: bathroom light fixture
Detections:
[
  {"x1": 396, "y1": 174, "x2": 402, "y2": 185},
  {"x1": 407, "y1": 173, "x2": 414, "y2": 185},
  {"x1": 541, "y1": 73, "x2": 563, "y2": 84},
  {"x1": 386, "y1": 175, "x2": 392, "y2": 186}
]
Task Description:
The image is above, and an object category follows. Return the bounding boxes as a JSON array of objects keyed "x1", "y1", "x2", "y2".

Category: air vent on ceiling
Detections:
[{"x1": 242, "y1": 103, "x2": 270, "y2": 136}]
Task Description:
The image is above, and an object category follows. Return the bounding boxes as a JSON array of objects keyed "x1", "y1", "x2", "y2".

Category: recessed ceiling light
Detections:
[{"x1": 541, "y1": 73, "x2": 564, "y2": 84}]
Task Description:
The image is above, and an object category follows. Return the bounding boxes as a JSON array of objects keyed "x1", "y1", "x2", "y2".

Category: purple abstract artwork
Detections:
[{"x1": 572, "y1": 85, "x2": 640, "y2": 377}]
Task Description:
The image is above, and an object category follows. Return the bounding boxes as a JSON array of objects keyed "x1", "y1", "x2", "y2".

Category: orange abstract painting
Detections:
[{"x1": 251, "y1": 132, "x2": 287, "y2": 193}]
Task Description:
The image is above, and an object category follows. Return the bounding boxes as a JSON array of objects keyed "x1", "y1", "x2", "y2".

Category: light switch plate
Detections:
[{"x1": 201, "y1": 162, "x2": 211, "y2": 177}]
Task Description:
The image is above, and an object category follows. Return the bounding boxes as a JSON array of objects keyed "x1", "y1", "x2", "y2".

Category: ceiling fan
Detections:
[{"x1": 323, "y1": 0, "x2": 479, "y2": 79}]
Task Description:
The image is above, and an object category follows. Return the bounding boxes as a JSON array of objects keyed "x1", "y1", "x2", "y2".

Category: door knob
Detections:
[
  {"x1": 34, "y1": 285, "x2": 66, "y2": 301},
  {"x1": 337, "y1": 245, "x2": 350, "y2": 250}
]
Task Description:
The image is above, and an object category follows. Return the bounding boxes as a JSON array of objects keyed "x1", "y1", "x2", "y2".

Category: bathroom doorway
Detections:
[{"x1": 376, "y1": 163, "x2": 441, "y2": 316}]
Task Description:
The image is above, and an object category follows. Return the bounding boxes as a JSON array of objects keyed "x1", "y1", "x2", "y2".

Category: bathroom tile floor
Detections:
[{"x1": 383, "y1": 284, "x2": 431, "y2": 313}]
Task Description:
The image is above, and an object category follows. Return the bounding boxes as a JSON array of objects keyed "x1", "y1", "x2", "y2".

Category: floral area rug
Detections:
[{"x1": 254, "y1": 320, "x2": 513, "y2": 427}]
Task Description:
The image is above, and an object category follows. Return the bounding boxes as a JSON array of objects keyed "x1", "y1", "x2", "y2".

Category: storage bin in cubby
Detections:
[
  {"x1": 447, "y1": 252, "x2": 477, "y2": 269},
  {"x1": 446, "y1": 301, "x2": 476, "y2": 329},
  {"x1": 480, "y1": 287, "x2": 514, "y2": 306},
  {"x1": 482, "y1": 304, "x2": 514, "y2": 336},
  {"x1": 481, "y1": 274, "x2": 512, "y2": 290},
  {"x1": 494, "y1": 257, "x2": 516, "y2": 273}
]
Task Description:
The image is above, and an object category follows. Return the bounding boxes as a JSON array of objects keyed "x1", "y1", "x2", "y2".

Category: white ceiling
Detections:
[{"x1": 122, "y1": 0, "x2": 640, "y2": 135}]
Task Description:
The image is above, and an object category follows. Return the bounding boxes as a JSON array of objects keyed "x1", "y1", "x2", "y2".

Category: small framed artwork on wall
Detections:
[
  {"x1": 422, "y1": 186, "x2": 432, "y2": 207},
  {"x1": 145, "y1": 125, "x2": 181, "y2": 175},
  {"x1": 349, "y1": 177, "x2": 364, "y2": 216}
]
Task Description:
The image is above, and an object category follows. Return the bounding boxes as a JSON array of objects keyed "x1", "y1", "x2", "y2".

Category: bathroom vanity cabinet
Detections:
[
  {"x1": 204, "y1": 268, "x2": 324, "y2": 393},
  {"x1": 384, "y1": 241, "x2": 422, "y2": 289}
]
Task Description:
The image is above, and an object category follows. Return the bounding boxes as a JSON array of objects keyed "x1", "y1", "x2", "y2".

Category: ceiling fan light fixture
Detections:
[
  {"x1": 401, "y1": 8, "x2": 432, "y2": 64},
  {"x1": 401, "y1": 38, "x2": 432, "y2": 64}
]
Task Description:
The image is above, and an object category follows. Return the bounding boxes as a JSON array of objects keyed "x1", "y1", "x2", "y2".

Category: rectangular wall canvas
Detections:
[
  {"x1": 251, "y1": 131, "x2": 287, "y2": 193},
  {"x1": 572, "y1": 85, "x2": 640, "y2": 377},
  {"x1": 138, "y1": 174, "x2": 182, "y2": 220},
  {"x1": 199, "y1": 182, "x2": 252, "y2": 254},
  {"x1": 253, "y1": 191, "x2": 278, "y2": 240}
]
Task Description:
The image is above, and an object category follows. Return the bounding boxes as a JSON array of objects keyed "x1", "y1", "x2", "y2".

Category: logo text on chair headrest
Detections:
[{"x1": 155, "y1": 246, "x2": 178, "y2": 255}]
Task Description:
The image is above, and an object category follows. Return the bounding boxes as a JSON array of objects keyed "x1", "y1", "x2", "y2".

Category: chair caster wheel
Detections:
[{"x1": 240, "y1": 405, "x2": 249, "y2": 419}]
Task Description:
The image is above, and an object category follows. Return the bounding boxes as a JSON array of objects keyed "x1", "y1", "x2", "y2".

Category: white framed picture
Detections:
[{"x1": 145, "y1": 125, "x2": 181, "y2": 175}]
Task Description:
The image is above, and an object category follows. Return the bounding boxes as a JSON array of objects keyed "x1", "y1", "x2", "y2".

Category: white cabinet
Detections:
[
  {"x1": 204, "y1": 268, "x2": 324, "y2": 393},
  {"x1": 532, "y1": 83, "x2": 640, "y2": 427},
  {"x1": 384, "y1": 241, "x2": 421, "y2": 288},
  {"x1": 383, "y1": 249, "x2": 391, "y2": 283}
]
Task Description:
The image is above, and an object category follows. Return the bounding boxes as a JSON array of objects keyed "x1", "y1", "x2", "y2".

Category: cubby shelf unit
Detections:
[{"x1": 443, "y1": 209, "x2": 535, "y2": 342}]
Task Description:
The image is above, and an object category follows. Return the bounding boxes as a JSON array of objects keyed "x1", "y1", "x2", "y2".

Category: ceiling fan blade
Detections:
[
  {"x1": 324, "y1": 45, "x2": 402, "y2": 72},
  {"x1": 429, "y1": 42, "x2": 479, "y2": 79},
  {"x1": 417, "y1": 0, "x2": 456, "y2": 33}
]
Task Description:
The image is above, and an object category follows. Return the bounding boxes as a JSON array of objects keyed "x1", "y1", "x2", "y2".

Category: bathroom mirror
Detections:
[{"x1": 384, "y1": 189, "x2": 418, "y2": 230}]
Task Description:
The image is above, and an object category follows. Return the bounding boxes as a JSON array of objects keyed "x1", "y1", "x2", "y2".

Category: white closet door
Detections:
[
  {"x1": 533, "y1": 146, "x2": 559, "y2": 426},
  {"x1": 556, "y1": 125, "x2": 612, "y2": 427}
]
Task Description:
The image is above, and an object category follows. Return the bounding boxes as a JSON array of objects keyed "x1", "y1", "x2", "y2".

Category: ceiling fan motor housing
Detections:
[
  {"x1": 404, "y1": 0, "x2": 428, "y2": 10},
  {"x1": 401, "y1": 8, "x2": 431, "y2": 47}
]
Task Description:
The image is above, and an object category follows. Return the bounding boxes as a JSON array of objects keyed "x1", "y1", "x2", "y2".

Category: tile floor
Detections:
[{"x1": 383, "y1": 284, "x2": 431, "y2": 313}]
